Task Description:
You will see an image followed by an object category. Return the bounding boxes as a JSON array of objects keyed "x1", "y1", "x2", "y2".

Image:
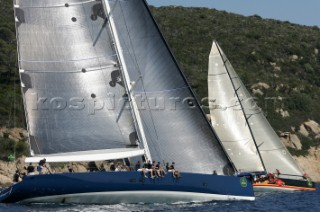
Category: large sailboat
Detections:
[
  {"x1": 0, "y1": 1, "x2": 254, "y2": 203},
  {"x1": 208, "y1": 41, "x2": 316, "y2": 191}
]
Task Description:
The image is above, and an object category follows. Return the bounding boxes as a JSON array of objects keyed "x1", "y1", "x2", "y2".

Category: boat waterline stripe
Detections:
[{"x1": 20, "y1": 190, "x2": 255, "y2": 204}]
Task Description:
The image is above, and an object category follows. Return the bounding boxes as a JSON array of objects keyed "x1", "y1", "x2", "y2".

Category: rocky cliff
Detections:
[
  {"x1": 280, "y1": 120, "x2": 320, "y2": 182},
  {"x1": 294, "y1": 147, "x2": 320, "y2": 182}
]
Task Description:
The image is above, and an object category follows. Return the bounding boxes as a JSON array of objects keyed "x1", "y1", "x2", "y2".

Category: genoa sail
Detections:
[
  {"x1": 15, "y1": 0, "x2": 138, "y2": 156},
  {"x1": 208, "y1": 41, "x2": 304, "y2": 179},
  {"x1": 104, "y1": 0, "x2": 234, "y2": 175},
  {"x1": 208, "y1": 41, "x2": 265, "y2": 173}
]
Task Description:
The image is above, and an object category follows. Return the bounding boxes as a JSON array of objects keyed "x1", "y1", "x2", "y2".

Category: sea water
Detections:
[{"x1": 0, "y1": 185, "x2": 319, "y2": 211}]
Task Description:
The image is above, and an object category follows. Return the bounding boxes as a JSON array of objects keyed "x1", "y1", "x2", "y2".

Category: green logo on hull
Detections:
[
  {"x1": 240, "y1": 177, "x2": 247, "y2": 187},
  {"x1": 308, "y1": 181, "x2": 313, "y2": 187}
]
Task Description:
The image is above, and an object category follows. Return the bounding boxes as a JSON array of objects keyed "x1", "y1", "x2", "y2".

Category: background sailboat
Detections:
[
  {"x1": 208, "y1": 41, "x2": 316, "y2": 191},
  {"x1": 208, "y1": 42, "x2": 265, "y2": 175},
  {"x1": 0, "y1": 0, "x2": 254, "y2": 203}
]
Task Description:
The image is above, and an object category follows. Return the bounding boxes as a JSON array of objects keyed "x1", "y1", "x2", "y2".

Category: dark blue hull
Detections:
[{"x1": 0, "y1": 172, "x2": 254, "y2": 204}]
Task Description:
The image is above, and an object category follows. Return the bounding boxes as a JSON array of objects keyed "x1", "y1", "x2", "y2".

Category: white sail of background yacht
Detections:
[
  {"x1": 208, "y1": 41, "x2": 304, "y2": 179},
  {"x1": 208, "y1": 41, "x2": 265, "y2": 173}
]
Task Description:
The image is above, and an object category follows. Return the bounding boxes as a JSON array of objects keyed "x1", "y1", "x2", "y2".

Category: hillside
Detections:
[
  {"x1": 0, "y1": 3, "x2": 320, "y2": 167},
  {"x1": 151, "y1": 6, "x2": 320, "y2": 121},
  {"x1": 149, "y1": 6, "x2": 320, "y2": 157},
  {"x1": 0, "y1": 0, "x2": 24, "y2": 128}
]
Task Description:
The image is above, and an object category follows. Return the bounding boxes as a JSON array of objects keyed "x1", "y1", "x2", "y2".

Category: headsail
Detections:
[
  {"x1": 209, "y1": 41, "x2": 304, "y2": 179},
  {"x1": 15, "y1": 0, "x2": 140, "y2": 159},
  {"x1": 104, "y1": 0, "x2": 234, "y2": 174},
  {"x1": 208, "y1": 41, "x2": 265, "y2": 173}
]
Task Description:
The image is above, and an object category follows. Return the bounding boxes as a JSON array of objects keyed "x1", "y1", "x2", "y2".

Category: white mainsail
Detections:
[
  {"x1": 208, "y1": 41, "x2": 304, "y2": 179},
  {"x1": 16, "y1": 0, "x2": 142, "y2": 161},
  {"x1": 17, "y1": 0, "x2": 235, "y2": 175}
]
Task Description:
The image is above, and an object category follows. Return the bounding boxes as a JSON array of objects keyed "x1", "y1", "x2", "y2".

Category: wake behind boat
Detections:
[
  {"x1": 208, "y1": 41, "x2": 316, "y2": 192},
  {"x1": 2, "y1": 0, "x2": 255, "y2": 204}
]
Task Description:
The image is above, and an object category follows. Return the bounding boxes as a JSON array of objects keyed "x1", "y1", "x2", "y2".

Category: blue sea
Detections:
[{"x1": 0, "y1": 186, "x2": 319, "y2": 211}]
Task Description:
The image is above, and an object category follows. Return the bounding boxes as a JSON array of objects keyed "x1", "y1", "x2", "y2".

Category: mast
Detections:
[
  {"x1": 215, "y1": 42, "x2": 267, "y2": 173},
  {"x1": 13, "y1": 2, "x2": 32, "y2": 156},
  {"x1": 102, "y1": 0, "x2": 152, "y2": 161}
]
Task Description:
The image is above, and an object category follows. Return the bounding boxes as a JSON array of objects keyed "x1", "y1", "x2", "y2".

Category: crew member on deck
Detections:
[
  {"x1": 109, "y1": 162, "x2": 116, "y2": 171},
  {"x1": 37, "y1": 158, "x2": 46, "y2": 174},
  {"x1": 165, "y1": 162, "x2": 169, "y2": 171},
  {"x1": 67, "y1": 164, "x2": 74, "y2": 173},
  {"x1": 168, "y1": 162, "x2": 180, "y2": 178},
  {"x1": 155, "y1": 162, "x2": 165, "y2": 177},
  {"x1": 26, "y1": 163, "x2": 35, "y2": 175},
  {"x1": 135, "y1": 160, "x2": 141, "y2": 171},
  {"x1": 13, "y1": 170, "x2": 20, "y2": 183}
]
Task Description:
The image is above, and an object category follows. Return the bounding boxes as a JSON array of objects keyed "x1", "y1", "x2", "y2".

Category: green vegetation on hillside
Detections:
[
  {"x1": 1, "y1": 2, "x2": 320, "y2": 155},
  {"x1": 0, "y1": 137, "x2": 29, "y2": 160},
  {"x1": 150, "y1": 6, "x2": 320, "y2": 143},
  {"x1": 0, "y1": 0, "x2": 24, "y2": 128}
]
